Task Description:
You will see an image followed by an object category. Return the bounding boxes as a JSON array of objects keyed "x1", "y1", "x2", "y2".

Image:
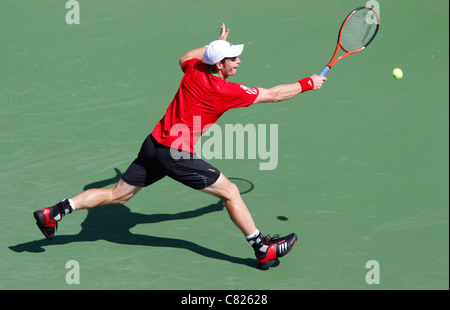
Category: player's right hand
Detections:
[{"x1": 310, "y1": 74, "x2": 327, "y2": 90}]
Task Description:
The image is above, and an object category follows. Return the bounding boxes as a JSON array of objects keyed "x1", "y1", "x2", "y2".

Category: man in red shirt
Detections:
[{"x1": 34, "y1": 24, "x2": 326, "y2": 270}]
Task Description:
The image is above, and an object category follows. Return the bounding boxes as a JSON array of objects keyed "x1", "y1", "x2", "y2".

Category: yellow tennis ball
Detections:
[{"x1": 393, "y1": 68, "x2": 403, "y2": 79}]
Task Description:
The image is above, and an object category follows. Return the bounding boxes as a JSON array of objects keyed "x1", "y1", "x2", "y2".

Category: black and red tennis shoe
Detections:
[
  {"x1": 254, "y1": 233, "x2": 298, "y2": 270},
  {"x1": 33, "y1": 199, "x2": 73, "y2": 241},
  {"x1": 33, "y1": 208, "x2": 58, "y2": 241}
]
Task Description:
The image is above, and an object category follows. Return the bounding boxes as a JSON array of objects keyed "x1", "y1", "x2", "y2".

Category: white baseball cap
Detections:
[{"x1": 203, "y1": 40, "x2": 244, "y2": 65}]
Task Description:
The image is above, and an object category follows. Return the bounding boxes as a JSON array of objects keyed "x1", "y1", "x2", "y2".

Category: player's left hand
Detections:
[{"x1": 218, "y1": 23, "x2": 230, "y2": 41}]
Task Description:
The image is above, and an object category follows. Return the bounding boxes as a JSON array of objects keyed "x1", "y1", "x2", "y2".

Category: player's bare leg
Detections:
[
  {"x1": 33, "y1": 179, "x2": 141, "y2": 241},
  {"x1": 71, "y1": 179, "x2": 142, "y2": 210},
  {"x1": 201, "y1": 173, "x2": 256, "y2": 236},
  {"x1": 201, "y1": 173, "x2": 298, "y2": 269}
]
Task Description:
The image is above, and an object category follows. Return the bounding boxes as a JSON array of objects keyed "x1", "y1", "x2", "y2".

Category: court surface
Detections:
[{"x1": 1, "y1": 0, "x2": 448, "y2": 290}]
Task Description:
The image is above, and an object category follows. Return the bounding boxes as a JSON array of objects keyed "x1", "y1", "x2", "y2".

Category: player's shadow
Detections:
[{"x1": 9, "y1": 169, "x2": 258, "y2": 268}]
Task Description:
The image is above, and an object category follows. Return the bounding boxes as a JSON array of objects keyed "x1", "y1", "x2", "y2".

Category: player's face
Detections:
[{"x1": 221, "y1": 57, "x2": 241, "y2": 78}]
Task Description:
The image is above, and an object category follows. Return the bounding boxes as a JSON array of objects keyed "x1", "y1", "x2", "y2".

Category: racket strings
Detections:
[{"x1": 340, "y1": 9, "x2": 377, "y2": 52}]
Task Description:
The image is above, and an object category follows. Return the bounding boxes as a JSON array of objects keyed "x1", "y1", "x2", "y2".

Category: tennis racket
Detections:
[{"x1": 319, "y1": 6, "x2": 380, "y2": 77}]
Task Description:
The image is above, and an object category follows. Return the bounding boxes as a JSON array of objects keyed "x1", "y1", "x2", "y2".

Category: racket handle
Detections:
[{"x1": 319, "y1": 65, "x2": 331, "y2": 77}]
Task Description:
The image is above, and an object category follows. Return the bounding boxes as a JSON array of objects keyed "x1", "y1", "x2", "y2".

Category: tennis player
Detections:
[{"x1": 34, "y1": 24, "x2": 326, "y2": 270}]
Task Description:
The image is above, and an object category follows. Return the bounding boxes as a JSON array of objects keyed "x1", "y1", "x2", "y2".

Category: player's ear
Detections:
[{"x1": 215, "y1": 61, "x2": 224, "y2": 71}]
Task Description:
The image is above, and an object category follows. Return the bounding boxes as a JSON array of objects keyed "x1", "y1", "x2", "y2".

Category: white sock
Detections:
[
  {"x1": 68, "y1": 198, "x2": 76, "y2": 212},
  {"x1": 245, "y1": 229, "x2": 260, "y2": 240}
]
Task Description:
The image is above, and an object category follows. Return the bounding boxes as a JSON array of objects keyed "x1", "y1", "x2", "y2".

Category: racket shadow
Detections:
[{"x1": 9, "y1": 169, "x2": 257, "y2": 269}]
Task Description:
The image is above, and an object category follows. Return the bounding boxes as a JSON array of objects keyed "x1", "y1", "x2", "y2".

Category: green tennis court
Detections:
[{"x1": 1, "y1": 0, "x2": 448, "y2": 290}]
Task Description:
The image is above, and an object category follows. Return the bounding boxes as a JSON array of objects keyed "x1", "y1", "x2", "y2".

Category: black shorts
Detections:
[{"x1": 122, "y1": 134, "x2": 220, "y2": 190}]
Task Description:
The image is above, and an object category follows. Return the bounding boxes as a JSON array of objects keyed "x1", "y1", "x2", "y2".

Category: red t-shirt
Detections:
[{"x1": 151, "y1": 58, "x2": 259, "y2": 153}]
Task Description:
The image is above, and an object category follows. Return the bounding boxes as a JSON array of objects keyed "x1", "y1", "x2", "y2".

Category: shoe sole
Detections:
[
  {"x1": 33, "y1": 210, "x2": 45, "y2": 224},
  {"x1": 33, "y1": 210, "x2": 56, "y2": 241}
]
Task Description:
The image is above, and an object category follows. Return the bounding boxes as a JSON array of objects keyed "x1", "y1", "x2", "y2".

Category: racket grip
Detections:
[{"x1": 319, "y1": 65, "x2": 331, "y2": 77}]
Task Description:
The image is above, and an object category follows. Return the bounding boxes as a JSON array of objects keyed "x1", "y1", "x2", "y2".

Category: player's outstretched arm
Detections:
[{"x1": 254, "y1": 75, "x2": 326, "y2": 104}]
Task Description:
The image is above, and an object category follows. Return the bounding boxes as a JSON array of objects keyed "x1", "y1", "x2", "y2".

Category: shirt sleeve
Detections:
[
  {"x1": 181, "y1": 58, "x2": 201, "y2": 73},
  {"x1": 221, "y1": 82, "x2": 259, "y2": 110}
]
